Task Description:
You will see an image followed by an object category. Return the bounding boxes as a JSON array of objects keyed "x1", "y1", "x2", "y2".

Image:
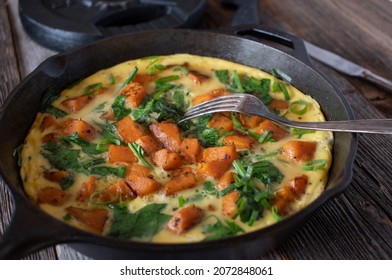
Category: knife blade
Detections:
[{"x1": 304, "y1": 41, "x2": 392, "y2": 92}]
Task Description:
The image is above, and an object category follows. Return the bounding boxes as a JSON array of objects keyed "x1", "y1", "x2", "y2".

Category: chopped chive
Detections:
[
  {"x1": 154, "y1": 75, "x2": 180, "y2": 85},
  {"x1": 109, "y1": 73, "x2": 116, "y2": 85},
  {"x1": 119, "y1": 67, "x2": 138, "y2": 92},
  {"x1": 128, "y1": 142, "x2": 154, "y2": 169},
  {"x1": 217, "y1": 183, "x2": 236, "y2": 197},
  {"x1": 178, "y1": 196, "x2": 185, "y2": 207},
  {"x1": 271, "y1": 205, "x2": 283, "y2": 221},
  {"x1": 289, "y1": 100, "x2": 308, "y2": 115},
  {"x1": 258, "y1": 130, "x2": 273, "y2": 143},
  {"x1": 231, "y1": 197, "x2": 247, "y2": 219},
  {"x1": 83, "y1": 82, "x2": 103, "y2": 95},
  {"x1": 203, "y1": 181, "x2": 216, "y2": 194},
  {"x1": 279, "y1": 82, "x2": 290, "y2": 100},
  {"x1": 248, "y1": 210, "x2": 259, "y2": 226},
  {"x1": 230, "y1": 112, "x2": 244, "y2": 129},
  {"x1": 232, "y1": 70, "x2": 244, "y2": 92},
  {"x1": 292, "y1": 128, "x2": 315, "y2": 137},
  {"x1": 232, "y1": 160, "x2": 247, "y2": 178},
  {"x1": 260, "y1": 199, "x2": 271, "y2": 209},
  {"x1": 302, "y1": 159, "x2": 327, "y2": 171},
  {"x1": 256, "y1": 151, "x2": 279, "y2": 160},
  {"x1": 96, "y1": 139, "x2": 121, "y2": 152}
]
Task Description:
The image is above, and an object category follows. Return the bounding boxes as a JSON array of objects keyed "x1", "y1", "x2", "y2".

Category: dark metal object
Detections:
[
  {"x1": 19, "y1": 0, "x2": 207, "y2": 51},
  {"x1": 0, "y1": 26, "x2": 357, "y2": 259}
]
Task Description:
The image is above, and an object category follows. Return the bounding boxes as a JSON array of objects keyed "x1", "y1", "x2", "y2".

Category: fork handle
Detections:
[{"x1": 281, "y1": 118, "x2": 392, "y2": 134}]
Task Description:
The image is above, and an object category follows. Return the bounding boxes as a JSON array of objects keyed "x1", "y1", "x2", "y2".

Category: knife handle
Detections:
[{"x1": 362, "y1": 70, "x2": 392, "y2": 92}]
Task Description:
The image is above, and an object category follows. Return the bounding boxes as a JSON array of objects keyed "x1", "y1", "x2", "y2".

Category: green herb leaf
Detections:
[
  {"x1": 243, "y1": 76, "x2": 272, "y2": 105},
  {"x1": 154, "y1": 75, "x2": 180, "y2": 85},
  {"x1": 83, "y1": 82, "x2": 103, "y2": 95},
  {"x1": 230, "y1": 113, "x2": 244, "y2": 129},
  {"x1": 109, "y1": 204, "x2": 172, "y2": 240},
  {"x1": 172, "y1": 65, "x2": 189, "y2": 75},
  {"x1": 112, "y1": 95, "x2": 132, "y2": 121},
  {"x1": 62, "y1": 133, "x2": 103, "y2": 155},
  {"x1": 128, "y1": 142, "x2": 154, "y2": 169},
  {"x1": 59, "y1": 172, "x2": 74, "y2": 190},
  {"x1": 292, "y1": 128, "x2": 315, "y2": 138},
  {"x1": 289, "y1": 100, "x2": 308, "y2": 115},
  {"x1": 119, "y1": 67, "x2": 138, "y2": 92},
  {"x1": 302, "y1": 159, "x2": 327, "y2": 171},
  {"x1": 40, "y1": 88, "x2": 67, "y2": 118},
  {"x1": 231, "y1": 70, "x2": 244, "y2": 92},
  {"x1": 89, "y1": 166, "x2": 126, "y2": 178},
  {"x1": 109, "y1": 73, "x2": 116, "y2": 85},
  {"x1": 203, "y1": 217, "x2": 244, "y2": 241},
  {"x1": 215, "y1": 70, "x2": 229, "y2": 85},
  {"x1": 203, "y1": 181, "x2": 216, "y2": 195},
  {"x1": 271, "y1": 205, "x2": 283, "y2": 222}
]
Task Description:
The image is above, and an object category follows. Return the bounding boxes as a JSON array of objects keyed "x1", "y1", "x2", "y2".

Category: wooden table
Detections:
[{"x1": 1, "y1": 0, "x2": 391, "y2": 260}]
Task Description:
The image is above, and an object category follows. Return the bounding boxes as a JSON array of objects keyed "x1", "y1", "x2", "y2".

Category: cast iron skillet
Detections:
[{"x1": 0, "y1": 25, "x2": 357, "y2": 259}]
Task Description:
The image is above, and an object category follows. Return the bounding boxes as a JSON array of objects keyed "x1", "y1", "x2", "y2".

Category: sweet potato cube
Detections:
[
  {"x1": 239, "y1": 114, "x2": 264, "y2": 129},
  {"x1": 163, "y1": 171, "x2": 196, "y2": 195},
  {"x1": 180, "y1": 138, "x2": 201, "y2": 163},
  {"x1": 133, "y1": 74, "x2": 156, "y2": 84},
  {"x1": 126, "y1": 174, "x2": 161, "y2": 197},
  {"x1": 188, "y1": 70, "x2": 208, "y2": 85},
  {"x1": 256, "y1": 120, "x2": 288, "y2": 141},
  {"x1": 269, "y1": 99, "x2": 289, "y2": 110},
  {"x1": 152, "y1": 149, "x2": 182, "y2": 170},
  {"x1": 166, "y1": 205, "x2": 204, "y2": 234},
  {"x1": 77, "y1": 176, "x2": 96, "y2": 202},
  {"x1": 125, "y1": 164, "x2": 151, "y2": 177},
  {"x1": 207, "y1": 113, "x2": 234, "y2": 132},
  {"x1": 62, "y1": 119, "x2": 97, "y2": 141},
  {"x1": 192, "y1": 88, "x2": 231, "y2": 105},
  {"x1": 62, "y1": 95, "x2": 93, "y2": 112},
  {"x1": 100, "y1": 179, "x2": 135, "y2": 203},
  {"x1": 222, "y1": 191, "x2": 239, "y2": 217},
  {"x1": 197, "y1": 160, "x2": 232, "y2": 179},
  {"x1": 217, "y1": 171, "x2": 234, "y2": 191},
  {"x1": 287, "y1": 175, "x2": 308, "y2": 196},
  {"x1": 281, "y1": 141, "x2": 317, "y2": 162},
  {"x1": 120, "y1": 82, "x2": 147, "y2": 107},
  {"x1": 202, "y1": 145, "x2": 237, "y2": 163},
  {"x1": 223, "y1": 134, "x2": 256, "y2": 150},
  {"x1": 43, "y1": 170, "x2": 70, "y2": 183},
  {"x1": 40, "y1": 115, "x2": 58, "y2": 131},
  {"x1": 274, "y1": 175, "x2": 309, "y2": 215},
  {"x1": 108, "y1": 144, "x2": 138, "y2": 164},
  {"x1": 66, "y1": 206, "x2": 108, "y2": 232},
  {"x1": 150, "y1": 122, "x2": 181, "y2": 153},
  {"x1": 135, "y1": 135, "x2": 161, "y2": 156},
  {"x1": 115, "y1": 116, "x2": 143, "y2": 143},
  {"x1": 37, "y1": 187, "x2": 69, "y2": 206},
  {"x1": 42, "y1": 133, "x2": 61, "y2": 143}
]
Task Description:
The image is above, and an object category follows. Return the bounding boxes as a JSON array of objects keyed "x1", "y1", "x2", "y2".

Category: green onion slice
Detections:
[
  {"x1": 289, "y1": 100, "x2": 308, "y2": 115},
  {"x1": 302, "y1": 159, "x2": 327, "y2": 171},
  {"x1": 83, "y1": 82, "x2": 103, "y2": 95},
  {"x1": 271, "y1": 205, "x2": 283, "y2": 221}
]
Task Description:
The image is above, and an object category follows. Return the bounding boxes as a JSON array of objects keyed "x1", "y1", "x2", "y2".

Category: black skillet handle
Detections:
[
  {"x1": 231, "y1": 25, "x2": 313, "y2": 66},
  {"x1": 0, "y1": 192, "x2": 81, "y2": 259}
]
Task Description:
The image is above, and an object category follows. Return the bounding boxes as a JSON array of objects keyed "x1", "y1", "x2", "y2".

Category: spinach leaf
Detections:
[
  {"x1": 40, "y1": 88, "x2": 67, "y2": 118},
  {"x1": 112, "y1": 95, "x2": 132, "y2": 121},
  {"x1": 59, "y1": 172, "x2": 75, "y2": 190},
  {"x1": 89, "y1": 166, "x2": 126, "y2": 178},
  {"x1": 203, "y1": 218, "x2": 244, "y2": 241},
  {"x1": 133, "y1": 98, "x2": 184, "y2": 124},
  {"x1": 62, "y1": 133, "x2": 103, "y2": 155},
  {"x1": 109, "y1": 204, "x2": 172, "y2": 239},
  {"x1": 243, "y1": 76, "x2": 272, "y2": 105},
  {"x1": 215, "y1": 70, "x2": 229, "y2": 85},
  {"x1": 251, "y1": 160, "x2": 284, "y2": 185}
]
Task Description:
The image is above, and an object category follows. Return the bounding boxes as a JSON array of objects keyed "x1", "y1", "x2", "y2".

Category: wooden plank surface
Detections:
[{"x1": 0, "y1": 0, "x2": 391, "y2": 260}]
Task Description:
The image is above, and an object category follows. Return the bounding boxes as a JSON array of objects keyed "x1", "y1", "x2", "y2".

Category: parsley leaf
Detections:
[
  {"x1": 203, "y1": 218, "x2": 244, "y2": 241},
  {"x1": 109, "y1": 204, "x2": 172, "y2": 240}
]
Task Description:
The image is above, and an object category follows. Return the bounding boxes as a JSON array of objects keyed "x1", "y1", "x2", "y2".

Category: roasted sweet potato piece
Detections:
[
  {"x1": 188, "y1": 70, "x2": 208, "y2": 84},
  {"x1": 281, "y1": 141, "x2": 317, "y2": 162},
  {"x1": 192, "y1": 88, "x2": 231, "y2": 105},
  {"x1": 135, "y1": 135, "x2": 161, "y2": 156},
  {"x1": 125, "y1": 164, "x2": 151, "y2": 177},
  {"x1": 152, "y1": 149, "x2": 182, "y2": 171},
  {"x1": 239, "y1": 114, "x2": 264, "y2": 129},
  {"x1": 62, "y1": 119, "x2": 97, "y2": 141},
  {"x1": 274, "y1": 175, "x2": 309, "y2": 215},
  {"x1": 180, "y1": 138, "x2": 201, "y2": 163},
  {"x1": 269, "y1": 99, "x2": 289, "y2": 110},
  {"x1": 62, "y1": 95, "x2": 93, "y2": 112},
  {"x1": 66, "y1": 206, "x2": 108, "y2": 232},
  {"x1": 40, "y1": 115, "x2": 58, "y2": 131},
  {"x1": 108, "y1": 144, "x2": 138, "y2": 164},
  {"x1": 163, "y1": 171, "x2": 196, "y2": 195},
  {"x1": 222, "y1": 191, "x2": 239, "y2": 217},
  {"x1": 217, "y1": 171, "x2": 234, "y2": 190},
  {"x1": 100, "y1": 179, "x2": 135, "y2": 203},
  {"x1": 202, "y1": 145, "x2": 237, "y2": 163},
  {"x1": 37, "y1": 187, "x2": 69, "y2": 206},
  {"x1": 126, "y1": 174, "x2": 161, "y2": 197},
  {"x1": 166, "y1": 205, "x2": 204, "y2": 234},
  {"x1": 115, "y1": 116, "x2": 143, "y2": 143},
  {"x1": 133, "y1": 74, "x2": 156, "y2": 84},
  {"x1": 256, "y1": 120, "x2": 288, "y2": 141},
  {"x1": 150, "y1": 122, "x2": 181, "y2": 153},
  {"x1": 197, "y1": 160, "x2": 233, "y2": 179},
  {"x1": 77, "y1": 176, "x2": 96, "y2": 202},
  {"x1": 43, "y1": 170, "x2": 70, "y2": 183},
  {"x1": 42, "y1": 133, "x2": 61, "y2": 143},
  {"x1": 223, "y1": 134, "x2": 256, "y2": 150},
  {"x1": 120, "y1": 82, "x2": 147, "y2": 107},
  {"x1": 207, "y1": 113, "x2": 234, "y2": 132}
]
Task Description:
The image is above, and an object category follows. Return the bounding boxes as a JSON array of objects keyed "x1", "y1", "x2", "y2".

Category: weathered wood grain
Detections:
[{"x1": 0, "y1": 0, "x2": 391, "y2": 260}]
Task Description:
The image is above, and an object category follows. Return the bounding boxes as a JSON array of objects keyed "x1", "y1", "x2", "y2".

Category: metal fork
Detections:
[{"x1": 179, "y1": 94, "x2": 392, "y2": 134}]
